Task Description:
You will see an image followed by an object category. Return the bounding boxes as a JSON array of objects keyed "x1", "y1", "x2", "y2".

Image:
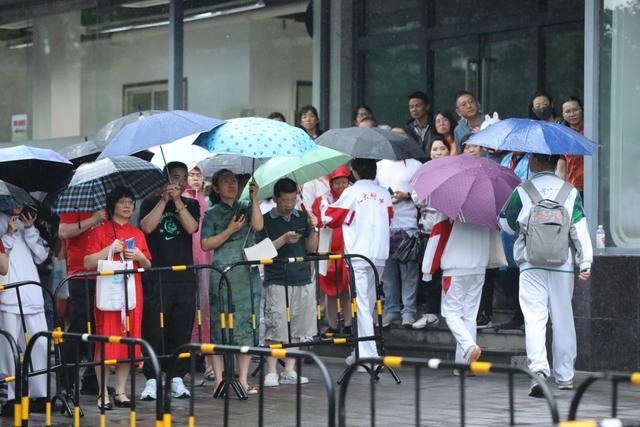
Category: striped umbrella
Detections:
[{"x1": 55, "y1": 156, "x2": 166, "y2": 213}]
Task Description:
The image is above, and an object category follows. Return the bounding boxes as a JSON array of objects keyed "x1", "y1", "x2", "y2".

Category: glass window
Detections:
[
  {"x1": 363, "y1": 0, "x2": 423, "y2": 36},
  {"x1": 433, "y1": 0, "x2": 535, "y2": 26},
  {"x1": 362, "y1": 44, "x2": 423, "y2": 127},
  {"x1": 599, "y1": 0, "x2": 640, "y2": 248},
  {"x1": 430, "y1": 37, "x2": 479, "y2": 114},
  {"x1": 543, "y1": 25, "x2": 584, "y2": 105}
]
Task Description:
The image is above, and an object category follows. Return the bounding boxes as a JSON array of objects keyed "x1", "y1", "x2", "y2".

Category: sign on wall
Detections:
[{"x1": 11, "y1": 114, "x2": 28, "y2": 142}]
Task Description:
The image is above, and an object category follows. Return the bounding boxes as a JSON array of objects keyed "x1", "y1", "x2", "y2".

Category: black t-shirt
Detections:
[{"x1": 139, "y1": 196, "x2": 200, "y2": 283}]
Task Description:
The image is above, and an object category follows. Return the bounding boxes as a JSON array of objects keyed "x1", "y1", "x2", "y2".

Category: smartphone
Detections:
[
  {"x1": 294, "y1": 227, "x2": 308, "y2": 237},
  {"x1": 22, "y1": 205, "x2": 38, "y2": 218},
  {"x1": 388, "y1": 187, "x2": 394, "y2": 196},
  {"x1": 125, "y1": 237, "x2": 136, "y2": 251}
]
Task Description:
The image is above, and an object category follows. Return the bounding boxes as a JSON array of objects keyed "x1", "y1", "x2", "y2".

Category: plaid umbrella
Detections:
[
  {"x1": 0, "y1": 180, "x2": 35, "y2": 211},
  {"x1": 55, "y1": 156, "x2": 166, "y2": 213}
]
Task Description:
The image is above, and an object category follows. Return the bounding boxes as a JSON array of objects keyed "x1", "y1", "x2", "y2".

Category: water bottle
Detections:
[{"x1": 596, "y1": 225, "x2": 606, "y2": 249}]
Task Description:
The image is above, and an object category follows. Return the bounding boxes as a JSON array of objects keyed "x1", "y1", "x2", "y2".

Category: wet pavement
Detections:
[{"x1": 3, "y1": 357, "x2": 639, "y2": 426}]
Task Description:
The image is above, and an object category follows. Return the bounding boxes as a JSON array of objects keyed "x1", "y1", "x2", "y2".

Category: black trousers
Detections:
[
  {"x1": 479, "y1": 268, "x2": 499, "y2": 318},
  {"x1": 61, "y1": 279, "x2": 96, "y2": 386},
  {"x1": 142, "y1": 278, "x2": 196, "y2": 380}
]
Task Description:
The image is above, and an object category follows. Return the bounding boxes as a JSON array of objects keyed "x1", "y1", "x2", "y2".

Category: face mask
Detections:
[{"x1": 533, "y1": 106, "x2": 553, "y2": 120}]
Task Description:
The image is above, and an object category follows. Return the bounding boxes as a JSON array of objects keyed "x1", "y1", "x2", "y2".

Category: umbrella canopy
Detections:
[
  {"x1": 411, "y1": 154, "x2": 520, "y2": 229},
  {"x1": 149, "y1": 134, "x2": 211, "y2": 170},
  {"x1": 0, "y1": 145, "x2": 73, "y2": 192},
  {"x1": 55, "y1": 156, "x2": 166, "y2": 213},
  {"x1": 97, "y1": 110, "x2": 224, "y2": 160},
  {"x1": 193, "y1": 117, "x2": 317, "y2": 158},
  {"x1": 467, "y1": 118, "x2": 599, "y2": 155},
  {"x1": 58, "y1": 138, "x2": 154, "y2": 167},
  {"x1": 198, "y1": 155, "x2": 267, "y2": 181},
  {"x1": 94, "y1": 110, "x2": 164, "y2": 145},
  {"x1": 316, "y1": 127, "x2": 426, "y2": 160},
  {"x1": 239, "y1": 146, "x2": 351, "y2": 200},
  {"x1": 0, "y1": 180, "x2": 35, "y2": 211}
]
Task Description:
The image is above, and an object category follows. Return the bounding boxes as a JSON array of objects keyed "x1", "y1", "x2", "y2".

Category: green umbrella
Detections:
[{"x1": 240, "y1": 146, "x2": 351, "y2": 200}]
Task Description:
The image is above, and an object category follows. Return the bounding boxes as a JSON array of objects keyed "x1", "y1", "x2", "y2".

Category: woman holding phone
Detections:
[{"x1": 84, "y1": 187, "x2": 151, "y2": 410}]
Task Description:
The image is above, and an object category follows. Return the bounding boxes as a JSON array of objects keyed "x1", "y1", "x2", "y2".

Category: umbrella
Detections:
[
  {"x1": 198, "y1": 155, "x2": 267, "y2": 181},
  {"x1": 0, "y1": 180, "x2": 35, "y2": 211},
  {"x1": 193, "y1": 117, "x2": 317, "y2": 159},
  {"x1": 149, "y1": 134, "x2": 212, "y2": 170},
  {"x1": 59, "y1": 138, "x2": 154, "y2": 167},
  {"x1": 94, "y1": 110, "x2": 163, "y2": 145},
  {"x1": 467, "y1": 118, "x2": 599, "y2": 155},
  {"x1": 0, "y1": 145, "x2": 74, "y2": 192},
  {"x1": 97, "y1": 110, "x2": 224, "y2": 160},
  {"x1": 55, "y1": 156, "x2": 166, "y2": 213},
  {"x1": 411, "y1": 154, "x2": 520, "y2": 229},
  {"x1": 239, "y1": 146, "x2": 351, "y2": 200},
  {"x1": 316, "y1": 127, "x2": 426, "y2": 160}
]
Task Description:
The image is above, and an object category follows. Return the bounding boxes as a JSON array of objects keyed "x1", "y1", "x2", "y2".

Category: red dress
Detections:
[
  {"x1": 312, "y1": 192, "x2": 349, "y2": 296},
  {"x1": 85, "y1": 220, "x2": 151, "y2": 361}
]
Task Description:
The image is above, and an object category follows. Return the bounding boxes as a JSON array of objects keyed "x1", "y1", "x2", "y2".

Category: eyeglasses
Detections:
[{"x1": 117, "y1": 199, "x2": 135, "y2": 206}]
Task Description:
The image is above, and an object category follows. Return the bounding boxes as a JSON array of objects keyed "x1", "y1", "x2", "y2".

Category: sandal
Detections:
[
  {"x1": 113, "y1": 393, "x2": 132, "y2": 408},
  {"x1": 204, "y1": 367, "x2": 216, "y2": 381},
  {"x1": 244, "y1": 384, "x2": 259, "y2": 395},
  {"x1": 97, "y1": 395, "x2": 113, "y2": 411}
]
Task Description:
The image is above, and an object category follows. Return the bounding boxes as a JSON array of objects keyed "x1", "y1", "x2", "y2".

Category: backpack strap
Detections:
[
  {"x1": 554, "y1": 182, "x2": 574, "y2": 205},
  {"x1": 520, "y1": 180, "x2": 543, "y2": 204}
]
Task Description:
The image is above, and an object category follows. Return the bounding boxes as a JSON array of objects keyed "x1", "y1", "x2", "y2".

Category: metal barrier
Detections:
[
  {"x1": 0, "y1": 329, "x2": 22, "y2": 427},
  {"x1": 224, "y1": 253, "x2": 400, "y2": 384},
  {"x1": 338, "y1": 356, "x2": 560, "y2": 427},
  {"x1": 20, "y1": 330, "x2": 163, "y2": 427},
  {"x1": 162, "y1": 343, "x2": 336, "y2": 427},
  {"x1": 568, "y1": 371, "x2": 640, "y2": 421}
]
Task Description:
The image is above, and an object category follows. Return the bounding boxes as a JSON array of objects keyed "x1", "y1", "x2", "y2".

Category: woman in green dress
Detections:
[{"x1": 201, "y1": 169, "x2": 263, "y2": 394}]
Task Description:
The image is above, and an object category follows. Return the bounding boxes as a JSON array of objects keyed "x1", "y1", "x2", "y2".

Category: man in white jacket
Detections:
[
  {"x1": 422, "y1": 213, "x2": 489, "y2": 366},
  {"x1": 499, "y1": 153, "x2": 592, "y2": 397},
  {"x1": 0, "y1": 208, "x2": 49, "y2": 408},
  {"x1": 321, "y1": 158, "x2": 393, "y2": 362}
]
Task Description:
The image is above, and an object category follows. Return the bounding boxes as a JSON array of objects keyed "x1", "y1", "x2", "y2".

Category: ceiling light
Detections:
[{"x1": 121, "y1": 0, "x2": 171, "y2": 8}]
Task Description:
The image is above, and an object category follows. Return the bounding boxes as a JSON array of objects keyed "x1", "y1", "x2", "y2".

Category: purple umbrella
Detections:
[{"x1": 411, "y1": 154, "x2": 520, "y2": 229}]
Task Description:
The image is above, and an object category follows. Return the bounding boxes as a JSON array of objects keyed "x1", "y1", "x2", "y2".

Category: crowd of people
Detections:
[{"x1": 0, "y1": 87, "x2": 593, "y2": 415}]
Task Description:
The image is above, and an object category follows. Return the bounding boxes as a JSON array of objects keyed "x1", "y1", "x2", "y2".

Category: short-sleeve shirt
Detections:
[
  {"x1": 85, "y1": 220, "x2": 152, "y2": 269},
  {"x1": 201, "y1": 199, "x2": 254, "y2": 269},
  {"x1": 59, "y1": 212, "x2": 93, "y2": 275},
  {"x1": 258, "y1": 209, "x2": 312, "y2": 286},
  {"x1": 139, "y1": 196, "x2": 200, "y2": 282}
]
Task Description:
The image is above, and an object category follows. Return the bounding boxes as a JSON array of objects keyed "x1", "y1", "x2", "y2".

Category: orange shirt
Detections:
[{"x1": 564, "y1": 125, "x2": 584, "y2": 192}]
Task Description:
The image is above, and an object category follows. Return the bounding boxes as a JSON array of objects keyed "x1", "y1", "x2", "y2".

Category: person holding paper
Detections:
[
  {"x1": 311, "y1": 166, "x2": 352, "y2": 335},
  {"x1": 201, "y1": 169, "x2": 263, "y2": 395},
  {"x1": 84, "y1": 187, "x2": 151, "y2": 410}
]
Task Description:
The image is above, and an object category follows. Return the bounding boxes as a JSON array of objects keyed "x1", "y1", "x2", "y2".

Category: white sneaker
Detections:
[
  {"x1": 140, "y1": 379, "x2": 157, "y2": 401},
  {"x1": 279, "y1": 371, "x2": 309, "y2": 385},
  {"x1": 345, "y1": 352, "x2": 356, "y2": 366},
  {"x1": 263, "y1": 372, "x2": 280, "y2": 387},
  {"x1": 171, "y1": 377, "x2": 191, "y2": 399},
  {"x1": 412, "y1": 313, "x2": 439, "y2": 329}
]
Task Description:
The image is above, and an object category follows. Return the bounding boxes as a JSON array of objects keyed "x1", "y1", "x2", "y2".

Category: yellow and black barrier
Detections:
[
  {"x1": 0, "y1": 329, "x2": 22, "y2": 427},
  {"x1": 225, "y1": 252, "x2": 400, "y2": 384},
  {"x1": 567, "y1": 371, "x2": 640, "y2": 422},
  {"x1": 338, "y1": 356, "x2": 560, "y2": 427},
  {"x1": 20, "y1": 330, "x2": 163, "y2": 427},
  {"x1": 162, "y1": 342, "x2": 335, "y2": 427}
]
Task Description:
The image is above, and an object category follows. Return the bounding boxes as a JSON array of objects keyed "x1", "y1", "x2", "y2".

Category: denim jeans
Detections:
[{"x1": 382, "y1": 257, "x2": 419, "y2": 319}]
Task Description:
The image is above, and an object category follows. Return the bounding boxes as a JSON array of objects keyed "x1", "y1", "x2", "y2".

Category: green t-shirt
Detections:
[{"x1": 259, "y1": 209, "x2": 312, "y2": 286}]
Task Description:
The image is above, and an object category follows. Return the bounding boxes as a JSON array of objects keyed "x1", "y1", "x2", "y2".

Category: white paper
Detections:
[
  {"x1": 243, "y1": 238, "x2": 278, "y2": 262},
  {"x1": 317, "y1": 227, "x2": 333, "y2": 275}
]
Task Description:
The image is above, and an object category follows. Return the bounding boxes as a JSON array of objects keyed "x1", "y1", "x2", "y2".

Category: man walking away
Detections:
[{"x1": 499, "y1": 154, "x2": 592, "y2": 397}]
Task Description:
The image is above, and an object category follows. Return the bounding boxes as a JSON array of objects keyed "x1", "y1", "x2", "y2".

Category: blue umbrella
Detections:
[
  {"x1": 97, "y1": 110, "x2": 224, "y2": 160},
  {"x1": 0, "y1": 145, "x2": 73, "y2": 192},
  {"x1": 193, "y1": 117, "x2": 317, "y2": 158},
  {"x1": 467, "y1": 118, "x2": 598, "y2": 155}
]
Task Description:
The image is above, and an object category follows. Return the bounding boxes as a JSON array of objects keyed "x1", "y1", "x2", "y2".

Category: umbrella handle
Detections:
[{"x1": 159, "y1": 145, "x2": 171, "y2": 182}]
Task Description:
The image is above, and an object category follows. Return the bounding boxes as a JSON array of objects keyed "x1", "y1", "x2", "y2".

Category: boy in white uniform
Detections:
[
  {"x1": 321, "y1": 158, "x2": 393, "y2": 362},
  {"x1": 499, "y1": 154, "x2": 592, "y2": 397},
  {"x1": 421, "y1": 213, "x2": 489, "y2": 366}
]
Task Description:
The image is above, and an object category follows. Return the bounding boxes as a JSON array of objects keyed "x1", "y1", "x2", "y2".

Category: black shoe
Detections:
[
  {"x1": 528, "y1": 371, "x2": 547, "y2": 398},
  {"x1": 476, "y1": 314, "x2": 493, "y2": 329},
  {"x1": 96, "y1": 395, "x2": 113, "y2": 411},
  {"x1": 113, "y1": 393, "x2": 132, "y2": 408},
  {"x1": 342, "y1": 326, "x2": 352, "y2": 336}
]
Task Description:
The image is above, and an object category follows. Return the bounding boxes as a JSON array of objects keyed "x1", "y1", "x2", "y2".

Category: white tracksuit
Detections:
[
  {"x1": 0, "y1": 213, "x2": 50, "y2": 400},
  {"x1": 422, "y1": 213, "x2": 490, "y2": 363},
  {"x1": 499, "y1": 171, "x2": 593, "y2": 381},
  {"x1": 321, "y1": 179, "x2": 393, "y2": 358}
]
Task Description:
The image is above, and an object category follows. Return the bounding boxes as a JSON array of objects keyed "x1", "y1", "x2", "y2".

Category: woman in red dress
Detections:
[
  {"x1": 311, "y1": 166, "x2": 352, "y2": 335},
  {"x1": 84, "y1": 187, "x2": 151, "y2": 410}
]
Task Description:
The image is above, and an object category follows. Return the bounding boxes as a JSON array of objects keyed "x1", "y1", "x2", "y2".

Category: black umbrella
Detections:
[
  {"x1": 0, "y1": 145, "x2": 74, "y2": 192},
  {"x1": 316, "y1": 127, "x2": 426, "y2": 160},
  {"x1": 0, "y1": 180, "x2": 35, "y2": 211}
]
